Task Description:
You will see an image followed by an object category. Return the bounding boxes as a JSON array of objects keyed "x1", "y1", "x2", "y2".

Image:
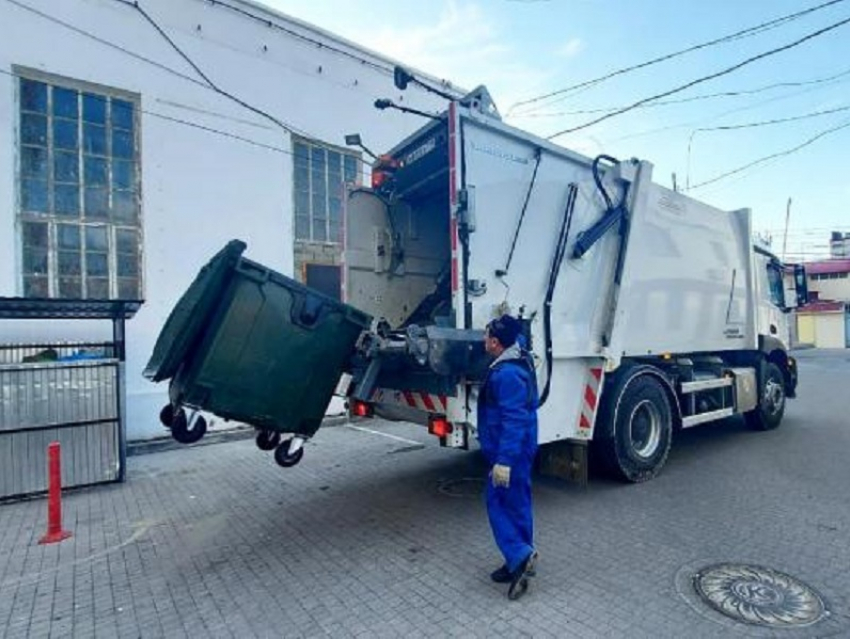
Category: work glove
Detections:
[{"x1": 492, "y1": 464, "x2": 511, "y2": 488}]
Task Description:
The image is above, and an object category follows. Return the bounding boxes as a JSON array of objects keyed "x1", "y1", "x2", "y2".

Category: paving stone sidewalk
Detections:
[{"x1": 1, "y1": 355, "x2": 849, "y2": 638}]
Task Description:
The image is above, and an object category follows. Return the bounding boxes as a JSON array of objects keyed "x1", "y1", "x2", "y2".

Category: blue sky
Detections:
[{"x1": 265, "y1": 0, "x2": 850, "y2": 260}]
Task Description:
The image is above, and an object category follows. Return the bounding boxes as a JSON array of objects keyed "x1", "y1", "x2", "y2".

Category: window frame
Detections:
[
  {"x1": 766, "y1": 261, "x2": 786, "y2": 309},
  {"x1": 14, "y1": 66, "x2": 143, "y2": 300},
  {"x1": 292, "y1": 136, "x2": 360, "y2": 245}
]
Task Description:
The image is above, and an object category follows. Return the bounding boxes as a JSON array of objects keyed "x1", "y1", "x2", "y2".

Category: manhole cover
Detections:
[
  {"x1": 436, "y1": 477, "x2": 484, "y2": 498},
  {"x1": 693, "y1": 564, "x2": 826, "y2": 628}
]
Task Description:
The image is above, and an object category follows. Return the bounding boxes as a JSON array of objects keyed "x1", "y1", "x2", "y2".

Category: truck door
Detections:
[{"x1": 754, "y1": 250, "x2": 790, "y2": 347}]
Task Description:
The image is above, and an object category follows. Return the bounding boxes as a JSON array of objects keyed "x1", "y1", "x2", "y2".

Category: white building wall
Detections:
[
  {"x1": 0, "y1": 0, "x2": 458, "y2": 439},
  {"x1": 810, "y1": 275, "x2": 850, "y2": 303},
  {"x1": 813, "y1": 313, "x2": 845, "y2": 349}
]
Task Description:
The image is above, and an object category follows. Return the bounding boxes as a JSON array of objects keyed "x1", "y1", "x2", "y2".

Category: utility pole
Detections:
[{"x1": 782, "y1": 197, "x2": 792, "y2": 261}]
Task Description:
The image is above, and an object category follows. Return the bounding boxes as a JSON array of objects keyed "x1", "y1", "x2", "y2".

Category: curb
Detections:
[{"x1": 127, "y1": 415, "x2": 351, "y2": 457}]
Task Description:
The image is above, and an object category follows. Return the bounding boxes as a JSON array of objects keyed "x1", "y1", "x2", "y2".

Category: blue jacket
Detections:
[{"x1": 477, "y1": 345, "x2": 539, "y2": 468}]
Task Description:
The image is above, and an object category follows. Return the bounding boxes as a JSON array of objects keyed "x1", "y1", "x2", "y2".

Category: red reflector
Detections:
[
  {"x1": 428, "y1": 417, "x2": 453, "y2": 438},
  {"x1": 351, "y1": 400, "x2": 373, "y2": 418}
]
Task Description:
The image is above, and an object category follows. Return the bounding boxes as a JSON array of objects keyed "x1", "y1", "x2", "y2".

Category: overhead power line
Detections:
[
  {"x1": 689, "y1": 117, "x2": 850, "y2": 190},
  {"x1": 707, "y1": 103, "x2": 850, "y2": 128},
  {"x1": 546, "y1": 15, "x2": 850, "y2": 140},
  {"x1": 7, "y1": 0, "x2": 314, "y2": 138},
  {"x1": 107, "y1": 0, "x2": 396, "y2": 76},
  {"x1": 0, "y1": 67, "x2": 294, "y2": 156},
  {"x1": 6, "y1": 0, "x2": 208, "y2": 89},
  {"x1": 129, "y1": 1, "x2": 296, "y2": 135},
  {"x1": 685, "y1": 104, "x2": 850, "y2": 188},
  {"x1": 509, "y1": 0, "x2": 848, "y2": 113},
  {"x1": 511, "y1": 67, "x2": 850, "y2": 118},
  {"x1": 609, "y1": 70, "x2": 850, "y2": 143}
]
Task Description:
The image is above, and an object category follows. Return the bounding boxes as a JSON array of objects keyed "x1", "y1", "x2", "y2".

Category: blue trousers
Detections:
[{"x1": 486, "y1": 464, "x2": 534, "y2": 573}]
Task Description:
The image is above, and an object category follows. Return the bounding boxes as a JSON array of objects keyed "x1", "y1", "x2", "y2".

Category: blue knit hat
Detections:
[{"x1": 486, "y1": 314, "x2": 522, "y2": 348}]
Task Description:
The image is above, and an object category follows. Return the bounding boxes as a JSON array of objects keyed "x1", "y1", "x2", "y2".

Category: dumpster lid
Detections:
[
  {"x1": 0, "y1": 298, "x2": 142, "y2": 320},
  {"x1": 143, "y1": 240, "x2": 247, "y2": 382}
]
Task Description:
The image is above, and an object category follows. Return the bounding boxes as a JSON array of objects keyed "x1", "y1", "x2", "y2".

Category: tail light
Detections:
[
  {"x1": 371, "y1": 154, "x2": 400, "y2": 190},
  {"x1": 350, "y1": 399, "x2": 373, "y2": 418},
  {"x1": 428, "y1": 416, "x2": 453, "y2": 438},
  {"x1": 371, "y1": 170, "x2": 389, "y2": 189}
]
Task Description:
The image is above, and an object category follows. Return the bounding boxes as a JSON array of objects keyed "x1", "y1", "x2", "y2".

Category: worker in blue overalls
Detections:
[{"x1": 478, "y1": 314, "x2": 539, "y2": 600}]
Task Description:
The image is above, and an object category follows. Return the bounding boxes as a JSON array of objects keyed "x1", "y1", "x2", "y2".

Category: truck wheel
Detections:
[
  {"x1": 599, "y1": 373, "x2": 673, "y2": 483},
  {"x1": 159, "y1": 404, "x2": 174, "y2": 428},
  {"x1": 745, "y1": 362, "x2": 785, "y2": 431},
  {"x1": 255, "y1": 430, "x2": 281, "y2": 451},
  {"x1": 274, "y1": 438, "x2": 304, "y2": 468},
  {"x1": 171, "y1": 410, "x2": 208, "y2": 444}
]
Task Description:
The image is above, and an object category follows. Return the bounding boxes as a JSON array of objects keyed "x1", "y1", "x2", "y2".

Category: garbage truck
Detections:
[{"x1": 145, "y1": 86, "x2": 807, "y2": 483}]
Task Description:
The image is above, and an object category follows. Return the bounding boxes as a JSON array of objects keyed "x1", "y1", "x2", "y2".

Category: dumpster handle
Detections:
[
  {"x1": 235, "y1": 261, "x2": 271, "y2": 284},
  {"x1": 291, "y1": 293, "x2": 328, "y2": 329}
]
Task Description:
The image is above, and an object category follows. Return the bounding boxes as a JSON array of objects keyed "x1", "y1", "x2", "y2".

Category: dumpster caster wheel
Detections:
[
  {"x1": 171, "y1": 410, "x2": 207, "y2": 445},
  {"x1": 274, "y1": 438, "x2": 304, "y2": 468},
  {"x1": 256, "y1": 430, "x2": 280, "y2": 451},
  {"x1": 159, "y1": 404, "x2": 175, "y2": 428}
]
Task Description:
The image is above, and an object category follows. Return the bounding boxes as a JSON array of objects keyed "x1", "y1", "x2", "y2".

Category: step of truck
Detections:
[
  {"x1": 680, "y1": 377, "x2": 733, "y2": 393},
  {"x1": 682, "y1": 407, "x2": 735, "y2": 428}
]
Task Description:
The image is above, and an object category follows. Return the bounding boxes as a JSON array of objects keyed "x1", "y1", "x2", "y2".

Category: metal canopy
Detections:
[{"x1": 0, "y1": 298, "x2": 143, "y2": 320}]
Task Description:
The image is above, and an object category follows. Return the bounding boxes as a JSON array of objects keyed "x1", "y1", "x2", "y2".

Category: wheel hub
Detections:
[
  {"x1": 764, "y1": 378, "x2": 784, "y2": 415},
  {"x1": 629, "y1": 400, "x2": 662, "y2": 458}
]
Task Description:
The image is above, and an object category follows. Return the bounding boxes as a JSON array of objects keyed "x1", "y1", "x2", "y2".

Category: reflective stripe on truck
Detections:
[
  {"x1": 577, "y1": 366, "x2": 604, "y2": 438},
  {"x1": 371, "y1": 388, "x2": 451, "y2": 413}
]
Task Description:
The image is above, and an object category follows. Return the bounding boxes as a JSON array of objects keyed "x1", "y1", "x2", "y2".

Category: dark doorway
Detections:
[{"x1": 305, "y1": 263, "x2": 341, "y2": 301}]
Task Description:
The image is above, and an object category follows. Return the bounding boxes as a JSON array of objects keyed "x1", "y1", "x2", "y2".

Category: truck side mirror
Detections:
[
  {"x1": 794, "y1": 264, "x2": 809, "y2": 307},
  {"x1": 783, "y1": 286, "x2": 798, "y2": 310}
]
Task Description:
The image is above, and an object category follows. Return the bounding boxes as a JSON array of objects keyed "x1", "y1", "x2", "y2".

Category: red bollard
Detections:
[{"x1": 39, "y1": 442, "x2": 72, "y2": 545}]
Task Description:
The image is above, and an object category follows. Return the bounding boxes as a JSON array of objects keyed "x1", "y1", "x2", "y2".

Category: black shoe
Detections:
[
  {"x1": 490, "y1": 565, "x2": 512, "y2": 583},
  {"x1": 507, "y1": 550, "x2": 538, "y2": 601}
]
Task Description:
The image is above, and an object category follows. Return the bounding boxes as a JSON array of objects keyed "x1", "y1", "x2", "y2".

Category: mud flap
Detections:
[
  {"x1": 538, "y1": 440, "x2": 588, "y2": 487},
  {"x1": 786, "y1": 356, "x2": 798, "y2": 399}
]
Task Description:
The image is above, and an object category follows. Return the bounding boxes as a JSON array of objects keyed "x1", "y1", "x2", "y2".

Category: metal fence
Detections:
[{"x1": 0, "y1": 342, "x2": 120, "y2": 500}]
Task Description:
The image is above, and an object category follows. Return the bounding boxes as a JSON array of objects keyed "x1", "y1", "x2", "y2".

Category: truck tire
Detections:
[
  {"x1": 745, "y1": 362, "x2": 785, "y2": 431},
  {"x1": 598, "y1": 372, "x2": 673, "y2": 483}
]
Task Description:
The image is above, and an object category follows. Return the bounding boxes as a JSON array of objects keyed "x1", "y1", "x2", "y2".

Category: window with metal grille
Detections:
[
  {"x1": 17, "y1": 70, "x2": 142, "y2": 299},
  {"x1": 293, "y1": 138, "x2": 359, "y2": 244}
]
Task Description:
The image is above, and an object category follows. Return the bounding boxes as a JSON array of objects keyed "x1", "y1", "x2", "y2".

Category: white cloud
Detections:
[
  {"x1": 353, "y1": 1, "x2": 554, "y2": 116},
  {"x1": 555, "y1": 38, "x2": 583, "y2": 59},
  {"x1": 368, "y1": 2, "x2": 500, "y2": 75},
  {"x1": 265, "y1": 0, "x2": 557, "y2": 120}
]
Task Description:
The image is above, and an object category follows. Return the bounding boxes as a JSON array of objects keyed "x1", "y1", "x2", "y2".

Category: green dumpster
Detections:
[{"x1": 144, "y1": 240, "x2": 372, "y2": 461}]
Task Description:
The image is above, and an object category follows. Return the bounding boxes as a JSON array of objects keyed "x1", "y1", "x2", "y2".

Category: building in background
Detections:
[
  {"x1": 1, "y1": 0, "x2": 462, "y2": 440},
  {"x1": 796, "y1": 238, "x2": 850, "y2": 349},
  {"x1": 830, "y1": 231, "x2": 850, "y2": 259}
]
